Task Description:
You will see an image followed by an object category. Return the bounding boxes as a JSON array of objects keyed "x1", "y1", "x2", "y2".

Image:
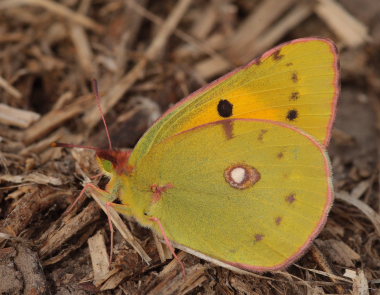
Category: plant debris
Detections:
[{"x1": 1, "y1": 0, "x2": 380, "y2": 294}]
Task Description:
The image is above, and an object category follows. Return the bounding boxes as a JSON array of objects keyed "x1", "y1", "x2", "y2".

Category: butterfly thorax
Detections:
[{"x1": 96, "y1": 149, "x2": 159, "y2": 228}]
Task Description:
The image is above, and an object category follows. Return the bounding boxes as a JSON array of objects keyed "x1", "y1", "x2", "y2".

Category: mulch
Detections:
[{"x1": 1, "y1": 0, "x2": 380, "y2": 294}]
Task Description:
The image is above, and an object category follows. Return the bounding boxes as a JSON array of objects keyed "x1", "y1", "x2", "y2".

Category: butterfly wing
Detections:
[
  {"x1": 124, "y1": 119, "x2": 333, "y2": 271},
  {"x1": 130, "y1": 38, "x2": 339, "y2": 166}
]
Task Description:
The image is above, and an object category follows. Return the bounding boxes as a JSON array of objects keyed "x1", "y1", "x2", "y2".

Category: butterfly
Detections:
[{"x1": 69, "y1": 38, "x2": 339, "y2": 273}]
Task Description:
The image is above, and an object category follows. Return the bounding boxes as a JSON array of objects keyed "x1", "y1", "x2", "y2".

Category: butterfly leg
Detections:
[
  {"x1": 67, "y1": 183, "x2": 131, "y2": 264},
  {"x1": 65, "y1": 183, "x2": 109, "y2": 214},
  {"x1": 150, "y1": 216, "x2": 186, "y2": 278},
  {"x1": 72, "y1": 182, "x2": 132, "y2": 217},
  {"x1": 84, "y1": 185, "x2": 133, "y2": 264},
  {"x1": 90, "y1": 172, "x2": 104, "y2": 180},
  {"x1": 105, "y1": 202, "x2": 131, "y2": 215}
]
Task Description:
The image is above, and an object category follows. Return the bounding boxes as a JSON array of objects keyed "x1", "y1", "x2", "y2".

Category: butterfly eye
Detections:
[{"x1": 101, "y1": 159, "x2": 113, "y2": 173}]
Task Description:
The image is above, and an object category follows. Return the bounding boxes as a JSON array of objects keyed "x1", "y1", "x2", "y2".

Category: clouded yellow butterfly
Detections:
[{"x1": 72, "y1": 38, "x2": 339, "y2": 272}]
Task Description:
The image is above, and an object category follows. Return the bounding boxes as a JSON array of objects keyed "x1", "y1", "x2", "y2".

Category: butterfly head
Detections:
[
  {"x1": 51, "y1": 141, "x2": 133, "y2": 176},
  {"x1": 96, "y1": 149, "x2": 133, "y2": 176}
]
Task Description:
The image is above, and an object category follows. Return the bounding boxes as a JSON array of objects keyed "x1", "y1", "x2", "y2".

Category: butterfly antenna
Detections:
[{"x1": 92, "y1": 79, "x2": 113, "y2": 151}]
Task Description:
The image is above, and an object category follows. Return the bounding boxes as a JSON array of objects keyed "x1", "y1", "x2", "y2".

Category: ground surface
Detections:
[{"x1": 0, "y1": 0, "x2": 380, "y2": 294}]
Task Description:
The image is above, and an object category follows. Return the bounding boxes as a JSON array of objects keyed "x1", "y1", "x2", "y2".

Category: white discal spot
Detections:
[
  {"x1": 230, "y1": 167, "x2": 246, "y2": 184},
  {"x1": 224, "y1": 164, "x2": 261, "y2": 189}
]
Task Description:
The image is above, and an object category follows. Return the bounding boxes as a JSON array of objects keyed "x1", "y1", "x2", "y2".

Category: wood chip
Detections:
[
  {"x1": 0, "y1": 172, "x2": 63, "y2": 186},
  {"x1": 90, "y1": 191, "x2": 152, "y2": 265},
  {"x1": 315, "y1": 0, "x2": 371, "y2": 47},
  {"x1": 344, "y1": 269, "x2": 357, "y2": 279},
  {"x1": 127, "y1": 0, "x2": 225, "y2": 63},
  {"x1": 70, "y1": 24, "x2": 96, "y2": 77},
  {"x1": 195, "y1": 0, "x2": 313, "y2": 79},
  {"x1": 336, "y1": 191, "x2": 380, "y2": 236},
  {"x1": 315, "y1": 239, "x2": 361, "y2": 267},
  {"x1": 99, "y1": 269, "x2": 132, "y2": 291},
  {"x1": 88, "y1": 230, "x2": 110, "y2": 286},
  {"x1": 69, "y1": 1, "x2": 97, "y2": 79},
  {"x1": 147, "y1": 260, "x2": 208, "y2": 295},
  {"x1": 245, "y1": 2, "x2": 312, "y2": 61},
  {"x1": 0, "y1": 103, "x2": 40, "y2": 128},
  {"x1": 38, "y1": 201, "x2": 102, "y2": 258},
  {"x1": 20, "y1": 127, "x2": 69, "y2": 156},
  {"x1": 0, "y1": 0, "x2": 104, "y2": 33},
  {"x1": 23, "y1": 94, "x2": 92, "y2": 145},
  {"x1": 0, "y1": 77, "x2": 22, "y2": 100},
  {"x1": 226, "y1": 0, "x2": 297, "y2": 63},
  {"x1": 352, "y1": 269, "x2": 369, "y2": 295},
  {"x1": 83, "y1": 0, "x2": 194, "y2": 129},
  {"x1": 153, "y1": 233, "x2": 168, "y2": 263},
  {"x1": 0, "y1": 245, "x2": 49, "y2": 294},
  {"x1": 0, "y1": 187, "x2": 69, "y2": 241}
]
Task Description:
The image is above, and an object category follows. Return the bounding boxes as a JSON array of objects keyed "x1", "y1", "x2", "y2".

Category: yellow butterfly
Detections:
[{"x1": 70, "y1": 38, "x2": 340, "y2": 272}]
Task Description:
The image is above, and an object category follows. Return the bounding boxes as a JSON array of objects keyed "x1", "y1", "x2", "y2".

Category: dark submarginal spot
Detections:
[
  {"x1": 275, "y1": 216, "x2": 282, "y2": 225},
  {"x1": 290, "y1": 91, "x2": 300, "y2": 101},
  {"x1": 272, "y1": 49, "x2": 284, "y2": 60},
  {"x1": 256, "y1": 54, "x2": 263, "y2": 65},
  {"x1": 292, "y1": 72, "x2": 298, "y2": 83},
  {"x1": 286, "y1": 193, "x2": 296, "y2": 204},
  {"x1": 254, "y1": 234, "x2": 264, "y2": 242},
  {"x1": 257, "y1": 129, "x2": 268, "y2": 141}
]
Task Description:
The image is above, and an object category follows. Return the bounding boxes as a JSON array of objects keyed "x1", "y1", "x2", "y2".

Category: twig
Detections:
[
  {"x1": 0, "y1": 0, "x2": 104, "y2": 33},
  {"x1": 315, "y1": 0, "x2": 371, "y2": 47},
  {"x1": 83, "y1": 0, "x2": 194, "y2": 128},
  {"x1": 0, "y1": 103, "x2": 40, "y2": 128},
  {"x1": 0, "y1": 76, "x2": 22, "y2": 100}
]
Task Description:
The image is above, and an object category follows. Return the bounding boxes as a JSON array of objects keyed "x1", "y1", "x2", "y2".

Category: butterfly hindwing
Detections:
[{"x1": 123, "y1": 119, "x2": 333, "y2": 271}]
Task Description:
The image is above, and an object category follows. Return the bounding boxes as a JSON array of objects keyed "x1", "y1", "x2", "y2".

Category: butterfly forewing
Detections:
[{"x1": 129, "y1": 38, "x2": 339, "y2": 167}]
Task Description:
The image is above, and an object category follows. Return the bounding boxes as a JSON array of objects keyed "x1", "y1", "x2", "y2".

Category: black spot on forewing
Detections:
[
  {"x1": 217, "y1": 99, "x2": 233, "y2": 118},
  {"x1": 286, "y1": 109, "x2": 298, "y2": 121}
]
